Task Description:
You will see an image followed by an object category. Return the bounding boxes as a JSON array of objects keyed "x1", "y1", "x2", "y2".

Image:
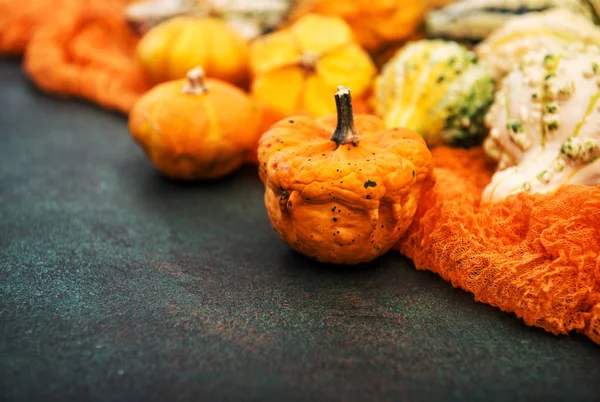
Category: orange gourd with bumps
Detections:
[{"x1": 258, "y1": 87, "x2": 435, "y2": 264}]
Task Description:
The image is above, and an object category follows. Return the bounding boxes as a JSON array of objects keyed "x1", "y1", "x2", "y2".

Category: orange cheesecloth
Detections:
[{"x1": 2, "y1": 0, "x2": 599, "y2": 345}]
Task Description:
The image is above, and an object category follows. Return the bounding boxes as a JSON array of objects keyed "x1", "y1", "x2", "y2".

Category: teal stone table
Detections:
[{"x1": 1, "y1": 58, "x2": 599, "y2": 402}]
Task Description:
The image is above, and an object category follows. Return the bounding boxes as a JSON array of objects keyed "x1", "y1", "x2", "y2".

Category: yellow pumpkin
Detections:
[
  {"x1": 249, "y1": 13, "x2": 376, "y2": 118},
  {"x1": 135, "y1": 16, "x2": 250, "y2": 87}
]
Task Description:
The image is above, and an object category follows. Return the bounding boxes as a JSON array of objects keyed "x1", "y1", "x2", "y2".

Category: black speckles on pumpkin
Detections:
[
  {"x1": 412, "y1": 170, "x2": 415, "y2": 177},
  {"x1": 364, "y1": 180, "x2": 377, "y2": 188},
  {"x1": 288, "y1": 119, "x2": 294, "y2": 123},
  {"x1": 366, "y1": 195, "x2": 371, "y2": 199},
  {"x1": 333, "y1": 218, "x2": 338, "y2": 222},
  {"x1": 381, "y1": 225, "x2": 384, "y2": 228},
  {"x1": 331, "y1": 206, "x2": 336, "y2": 212}
]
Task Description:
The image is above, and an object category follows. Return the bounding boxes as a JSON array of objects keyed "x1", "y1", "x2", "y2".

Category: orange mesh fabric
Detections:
[
  {"x1": 396, "y1": 147, "x2": 600, "y2": 344},
  {"x1": 0, "y1": 0, "x2": 149, "y2": 114}
]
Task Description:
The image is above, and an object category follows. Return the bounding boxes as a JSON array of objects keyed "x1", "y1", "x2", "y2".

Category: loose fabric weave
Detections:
[
  {"x1": 397, "y1": 147, "x2": 600, "y2": 344},
  {"x1": 0, "y1": 0, "x2": 149, "y2": 114},
  {"x1": 1, "y1": 0, "x2": 599, "y2": 345}
]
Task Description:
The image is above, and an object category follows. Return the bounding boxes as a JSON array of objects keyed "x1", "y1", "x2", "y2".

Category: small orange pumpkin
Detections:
[
  {"x1": 129, "y1": 67, "x2": 261, "y2": 180},
  {"x1": 258, "y1": 86, "x2": 435, "y2": 264},
  {"x1": 135, "y1": 16, "x2": 250, "y2": 87},
  {"x1": 249, "y1": 14, "x2": 376, "y2": 118}
]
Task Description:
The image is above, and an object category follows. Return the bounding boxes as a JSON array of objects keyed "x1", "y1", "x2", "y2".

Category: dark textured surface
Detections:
[{"x1": 1, "y1": 58, "x2": 599, "y2": 402}]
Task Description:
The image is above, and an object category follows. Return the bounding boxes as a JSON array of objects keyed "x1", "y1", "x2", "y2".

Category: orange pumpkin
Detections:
[
  {"x1": 288, "y1": 0, "x2": 431, "y2": 51},
  {"x1": 258, "y1": 86, "x2": 435, "y2": 264},
  {"x1": 129, "y1": 67, "x2": 261, "y2": 180},
  {"x1": 249, "y1": 13, "x2": 376, "y2": 118},
  {"x1": 135, "y1": 16, "x2": 250, "y2": 87}
]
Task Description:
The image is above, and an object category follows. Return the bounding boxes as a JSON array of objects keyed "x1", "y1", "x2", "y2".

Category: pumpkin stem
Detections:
[
  {"x1": 182, "y1": 67, "x2": 208, "y2": 95},
  {"x1": 330, "y1": 86, "x2": 360, "y2": 147},
  {"x1": 300, "y1": 52, "x2": 319, "y2": 74}
]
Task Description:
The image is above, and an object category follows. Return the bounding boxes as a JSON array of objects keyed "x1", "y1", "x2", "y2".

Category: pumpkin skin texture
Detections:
[
  {"x1": 258, "y1": 87, "x2": 435, "y2": 264},
  {"x1": 135, "y1": 16, "x2": 250, "y2": 87},
  {"x1": 129, "y1": 67, "x2": 261, "y2": 180},
  {"x1": 249, "y1": 14, "x2": 376, "y2": 118},
  {"x1": 288, "y1": 0, "x2": 431, "y2": 50},
  {"x1": 246, "y1": 95, "x2": 373, "y2": 165}
]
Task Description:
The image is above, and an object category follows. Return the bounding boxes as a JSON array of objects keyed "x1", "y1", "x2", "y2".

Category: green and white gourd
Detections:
[
  {"x1": 476, "y1": 8, "x2": 600, "y2": 81},
  {"x1": 374, "y1": 40, "x2": 495, "y2": 147},
  {"x1": 482, "y1": 44, "x2": 600, "y2": 202},
  {"x1": 125, "y1": 0, "x2": 293, "y2": 39},
  {"x1": 426, "y1": 0, "x2": 600, "y2": 43}
]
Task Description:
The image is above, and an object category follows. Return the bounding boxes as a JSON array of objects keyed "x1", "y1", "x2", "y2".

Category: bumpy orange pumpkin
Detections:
[
  {"x1": 258, "y1": 87, "x2": 435, "y2": 264},
  {"x1": 249, "y1": 14, "x2": 376, "y2": 118},
  {"x1": 135, "y1": 16, "x2": 250, "y2": 87},
  {"x1": 129, "y1": 67, "x2": 261, "y2": 180},
  {"x1": 288, "y1": 0, "x2": 431, "y2": 50}
]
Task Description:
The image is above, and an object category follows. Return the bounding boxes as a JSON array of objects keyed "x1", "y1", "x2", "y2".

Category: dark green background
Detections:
[{"x1": 1, "y1": 59, "x2": 599, "y2": 402}]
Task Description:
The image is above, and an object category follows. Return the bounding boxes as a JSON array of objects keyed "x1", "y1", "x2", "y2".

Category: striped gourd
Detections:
[
  {"x1": 426, "y1": 0, "x2": 600, "y2": 43},
  {"x1": 482, "y1": 45, "x2": 600, "y2": 201},
  {"x1": 374, "y1": 40, "x2": 495, "y2": 147}
]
